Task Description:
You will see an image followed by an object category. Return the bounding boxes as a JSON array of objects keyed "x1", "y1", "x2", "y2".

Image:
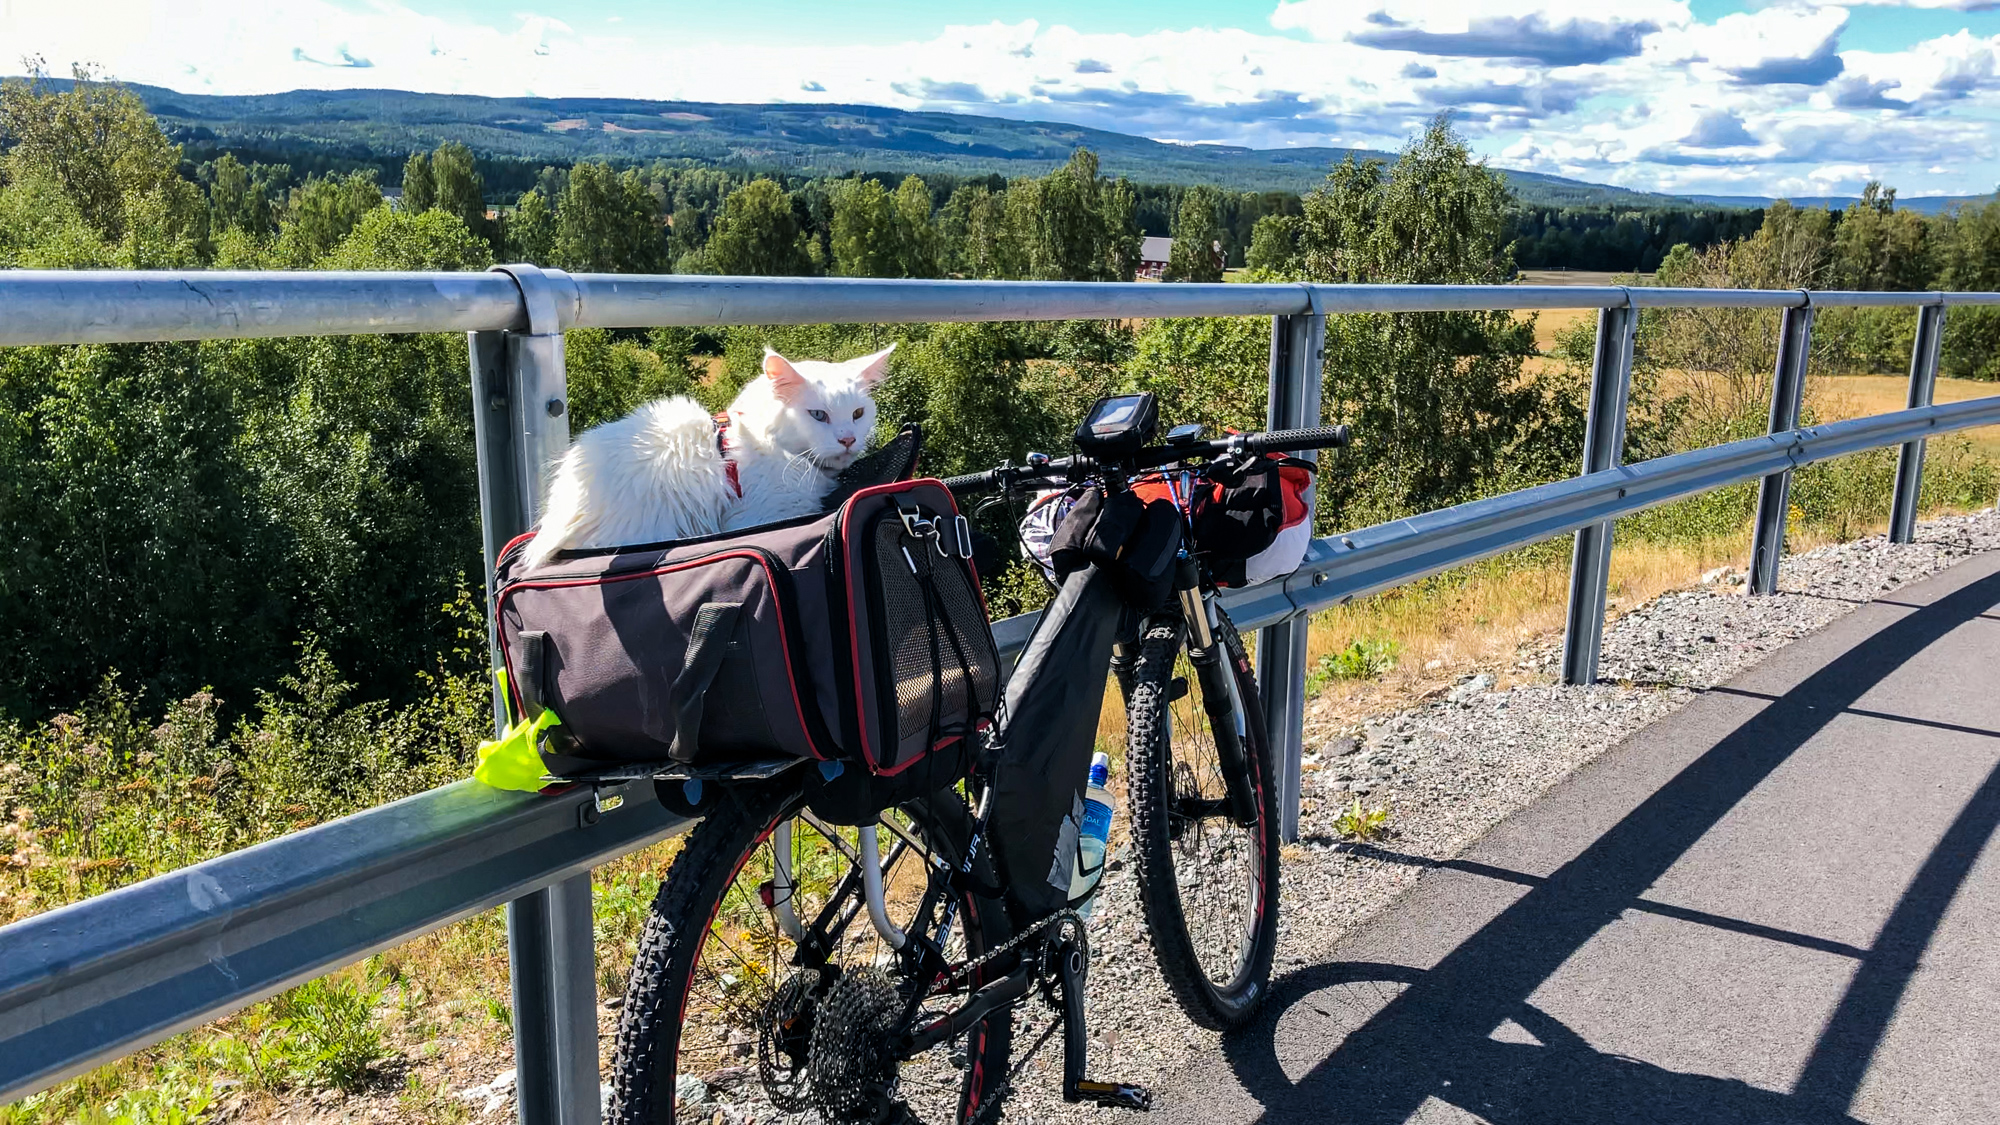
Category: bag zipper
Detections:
[
  {"x1": 822, "y1": 502, "x2": 865, "y2": 760},
  {"x1": 496, "y1": 542, "x2": 841, "y2": 762}
]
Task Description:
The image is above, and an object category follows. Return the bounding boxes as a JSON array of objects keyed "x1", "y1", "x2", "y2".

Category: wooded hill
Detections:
[{"x1": 106, "y1": 80, "x2": 1703, "y2": 208}]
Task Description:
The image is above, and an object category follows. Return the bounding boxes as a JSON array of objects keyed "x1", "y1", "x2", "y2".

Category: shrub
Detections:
[{"x1": 1306, "y1": 637, "x2": 1400, "y2": 696}]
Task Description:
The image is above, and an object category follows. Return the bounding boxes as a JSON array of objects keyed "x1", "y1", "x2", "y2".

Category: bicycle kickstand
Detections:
[{"x1": 1055, "y1": 935, "x2": 1153, "y2": 1111}]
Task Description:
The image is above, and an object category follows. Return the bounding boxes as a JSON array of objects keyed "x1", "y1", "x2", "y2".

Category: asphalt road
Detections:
[{"x1": 1155, "y1": 551, "x2": 2000, "y2": 1125}]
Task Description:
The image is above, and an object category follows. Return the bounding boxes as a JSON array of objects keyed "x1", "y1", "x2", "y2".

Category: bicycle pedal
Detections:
[
  {"x1": 1073, "y1": 1079, "x2": 1153, "y2": 1111},
  {"x1": 1168, "y1": 676, "x2": 1189, "y2": 702}
]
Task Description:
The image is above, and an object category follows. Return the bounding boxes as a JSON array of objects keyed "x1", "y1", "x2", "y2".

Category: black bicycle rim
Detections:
[{"x1": 1125, "y1": 609, "x2": 1281, "y2": 1029}]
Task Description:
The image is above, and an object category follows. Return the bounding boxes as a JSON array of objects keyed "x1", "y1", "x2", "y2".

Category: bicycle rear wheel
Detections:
[
  {"x1": 1124, "y1": 605, "x2": 1281, "y2": 1029},
  {"x1": 608, "y1": 784, "x2": 1013, "y2": 1124}
]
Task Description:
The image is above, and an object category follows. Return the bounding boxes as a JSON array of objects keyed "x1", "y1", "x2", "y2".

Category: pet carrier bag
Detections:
[{"x1": 482, "y1": 436, "x2": 1001, "y2": 794}]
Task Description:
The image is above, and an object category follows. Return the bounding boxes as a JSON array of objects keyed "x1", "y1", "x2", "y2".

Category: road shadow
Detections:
[
  {"x1": 1223, "y1": 961, "x2": 1868, "y2": 1125},
  {"x1": 1220, "y1": 568, "x2": 2000, "y2": 1125}
]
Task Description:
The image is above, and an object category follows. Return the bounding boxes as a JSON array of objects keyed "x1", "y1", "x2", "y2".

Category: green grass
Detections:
[{"x1": 1305, "y1": 637, "x2": 1401, "y2": 697}]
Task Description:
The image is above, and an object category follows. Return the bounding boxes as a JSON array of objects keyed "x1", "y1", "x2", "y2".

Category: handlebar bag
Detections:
[
  {"x1": 491, "y1": 478, "x2": 1001, "y2": 782},
  {"x1": 1130, "y1": 455, "x2": 1313, "y2": 588},
  {"x1": 1039, "y1": 487, "x2": 1182, "y2": 611}
]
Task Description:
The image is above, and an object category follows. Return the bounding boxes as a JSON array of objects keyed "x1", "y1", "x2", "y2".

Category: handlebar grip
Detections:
[
  {"x1": 1245, "y1": 424, "x2": 1350, "y2": 455},
  {"x1": 941, "y1": 471, "x2": 996, "y2": 494}
]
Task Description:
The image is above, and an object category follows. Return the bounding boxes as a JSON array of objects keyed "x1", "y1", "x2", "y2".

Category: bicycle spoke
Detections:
[{"x1": 632, "y1": 797, "x2": 1007, "y2": 1125}]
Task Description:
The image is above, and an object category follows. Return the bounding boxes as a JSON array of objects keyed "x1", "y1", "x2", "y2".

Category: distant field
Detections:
[
  {"x1": 1816, "y1": 374, "x2": 2000, "y2": 461},
  {"x1": 1517, "y1": 270, "x2": 1651, "y2": 288},
  {"x1": 1528, "y1": 306, "x2": 1596, "y2": 353}
]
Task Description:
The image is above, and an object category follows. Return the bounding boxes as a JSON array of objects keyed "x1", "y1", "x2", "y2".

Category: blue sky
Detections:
[{"x1": 10, "y1": 1, "x2": 2000, "y2": 198}]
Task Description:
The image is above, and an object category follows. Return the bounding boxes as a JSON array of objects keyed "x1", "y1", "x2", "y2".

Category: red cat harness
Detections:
[{"x1": 714, "y1": 412, "x2": 743, "y2": 498}]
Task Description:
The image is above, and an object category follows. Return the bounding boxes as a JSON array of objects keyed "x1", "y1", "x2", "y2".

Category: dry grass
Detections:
[
  {"x1": 1515, "y1": 270, "x2": 1653, "y2": 288},
  {"x1": 1526, "y1": 305, "x2": 1597, "y2": 355},
  {"x1": 1813, "y1": 374, "x2": 2000, "y2": 460},
  {"x1": 1295, "y1": 533, "x2": 1749, "y2": 729}
]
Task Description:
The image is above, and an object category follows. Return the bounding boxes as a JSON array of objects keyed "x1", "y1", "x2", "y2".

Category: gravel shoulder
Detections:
[{"x1": 1008, "y1": 509, "x2": 2000, "y2": 1123}]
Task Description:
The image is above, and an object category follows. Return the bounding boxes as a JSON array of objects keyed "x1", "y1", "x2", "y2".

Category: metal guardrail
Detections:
[{"x1": 3, "y1": 269, "x2": 1997, "y2": 1120}]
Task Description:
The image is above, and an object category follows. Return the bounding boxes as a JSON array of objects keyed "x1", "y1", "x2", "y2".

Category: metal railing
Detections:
[{"x1": 4, "y1": 269, "x2": 1999, "y2": 1122}]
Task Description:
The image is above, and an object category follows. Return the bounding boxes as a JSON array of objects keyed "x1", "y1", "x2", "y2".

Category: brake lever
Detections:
[{"x1": 1206, "y1": 453, "x2": 1250, "y2": 487}]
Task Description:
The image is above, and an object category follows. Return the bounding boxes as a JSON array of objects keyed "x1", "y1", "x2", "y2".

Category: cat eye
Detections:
[
  {"x1": 807, "y1": 409, "x2": 830, "y2": 423},
  {"x1": 852, "y1": 408, "x2": 865, "y2": 420}
]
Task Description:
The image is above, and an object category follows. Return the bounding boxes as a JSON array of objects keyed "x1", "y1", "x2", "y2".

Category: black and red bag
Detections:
[
  {"x1": 491, "y1": 475, "x2": 1001, "y2": 791},
  {"x1": 1128, "y1": 453, "x2": 1313, "y2": 588}
]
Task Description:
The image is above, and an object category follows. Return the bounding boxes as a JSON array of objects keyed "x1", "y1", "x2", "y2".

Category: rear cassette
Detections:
[{"x1": 808, "y1": 966, "x2": 907, "y2": 1124}]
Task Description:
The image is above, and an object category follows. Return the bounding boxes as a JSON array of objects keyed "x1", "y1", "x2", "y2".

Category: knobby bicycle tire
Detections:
[
  {"x1": 1124, "y1": 607, "x2": 1281, "y2": 1030},
  {"x1": 608, "y1": 784, "x2": 1014, "y2": 1124}
]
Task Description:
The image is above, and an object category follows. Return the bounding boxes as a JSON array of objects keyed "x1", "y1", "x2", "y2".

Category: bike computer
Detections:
[{"x1": 1073, "y1": 393, "x2": 1159, "y2": 458}]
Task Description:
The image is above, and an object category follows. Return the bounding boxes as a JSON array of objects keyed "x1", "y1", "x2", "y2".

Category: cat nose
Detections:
[{"x1": 838, "y1": 435, "x2": 856, "y2": 448}]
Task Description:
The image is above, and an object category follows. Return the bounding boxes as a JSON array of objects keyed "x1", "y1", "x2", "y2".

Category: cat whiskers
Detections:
[{"x1": 781, "y1": 449, "x2": 828, "y2": 486}]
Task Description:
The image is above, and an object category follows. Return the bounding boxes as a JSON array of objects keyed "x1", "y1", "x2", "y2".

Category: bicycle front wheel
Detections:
[{"x1": 1124, "y1": 605, "x2": 1281, "y2": 1029}]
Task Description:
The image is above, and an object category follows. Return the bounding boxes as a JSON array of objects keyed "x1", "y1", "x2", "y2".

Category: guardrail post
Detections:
[
  {"x1": 1257, "y1": 302, "x2": 1325, "y2": 844},
  {"x1": 1750, "y1": 302, "x2": 1816, "y2": 595},
  {"x1": 1889, "y1": 303, "x2": 1948, "y2": 544},
  {"x1": 476, "y1": 265, "x2": 598, "y2": 1125},
  {"x1": 1559, "y1": 304, "x2": 1637, "y2": 685}
]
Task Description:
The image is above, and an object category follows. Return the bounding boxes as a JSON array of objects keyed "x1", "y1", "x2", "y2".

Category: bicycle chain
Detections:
[{"x1": 926, "y1": 908, "x2": 1087, "y2": 1001}]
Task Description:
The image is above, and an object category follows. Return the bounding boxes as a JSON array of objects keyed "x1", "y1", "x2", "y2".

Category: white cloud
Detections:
[
  {"x1": 1841, "y1": 0, "x2": 2000, "y2": 10},
  {"x1": 1646, "y1": 6, "x2": 1849, "y2": 87},
  {"x1": 1837, "y1": 30, "x2": 2000, "y2": 107},
  {"x1": 1272, "y1": 0, "x2": 1689, "y2": 65},
  {"x1": 4, "y1": 0, "x2": 1999, "y2": 198}
]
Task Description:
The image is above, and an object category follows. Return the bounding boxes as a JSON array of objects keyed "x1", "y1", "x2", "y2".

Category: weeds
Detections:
[
  {"x1": 264, "y1": 976, "x2": 386, "y2": 1092},
  {"x1": 398, "y1": 1073, "x2": 472, "y2": 1125},
  {"x1": 82, "y1": 1068, "x2": 214, "y2": 1125},
  {"x1": 1305, "y1": 637, "x2": 1400, "y2": 696},
  {"x1": 1331, "y1": 798, "x2": 1391, "y2": 841},
  {"x1": 482, "y1": 997, "x2": 513, "y2": 1037}
]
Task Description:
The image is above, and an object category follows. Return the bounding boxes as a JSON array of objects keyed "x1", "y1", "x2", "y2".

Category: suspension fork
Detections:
[
  {"x1": 1173, "y1": 557, "x2": 1259, "y2": 827},
  {"x1": 1109, "y1": 617, "x2": 1142, "y2": 705}
]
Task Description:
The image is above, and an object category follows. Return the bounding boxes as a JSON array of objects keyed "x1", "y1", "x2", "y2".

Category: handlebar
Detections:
[
  {"x1": 940, "y1": 423, "x2": 1349, "y2": 496},
  {"x1": 1243, "y1": 425, "x2": 1351, "y2": 457}
]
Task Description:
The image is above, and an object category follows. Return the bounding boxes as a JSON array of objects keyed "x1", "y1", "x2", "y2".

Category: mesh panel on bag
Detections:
[
  {"x1": 872, "y1": 519, "x2": 999, "y2": 744},
  {"x1": 931, "y1": 548, "x2": 998, "y2": 712}
]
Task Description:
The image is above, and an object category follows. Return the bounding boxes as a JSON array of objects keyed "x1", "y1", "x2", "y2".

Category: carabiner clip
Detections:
[{"x1": 897, "y1": 503, "x2": 936, "y2": 541}]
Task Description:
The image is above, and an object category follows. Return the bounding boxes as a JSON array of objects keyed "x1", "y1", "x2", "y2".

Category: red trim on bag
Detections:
[
  {"x1": 496, "y1": 549, "x2": 830, "y2": 761},
  {"x1": 498, "y1": 529, "x2": 538, "y2": 565}
]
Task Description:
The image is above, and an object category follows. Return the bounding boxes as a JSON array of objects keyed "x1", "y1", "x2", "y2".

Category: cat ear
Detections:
[
  {"x1": 764, "y1": 349, "x2": 808, "y2": 403},
  {"x1": 852, "y1": 343, "x2": 896, "y2": 387}
]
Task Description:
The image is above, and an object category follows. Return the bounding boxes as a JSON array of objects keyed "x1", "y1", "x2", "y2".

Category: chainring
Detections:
[{"x1": 807, "y1": 966, "x2": 908, "y2": 1125}]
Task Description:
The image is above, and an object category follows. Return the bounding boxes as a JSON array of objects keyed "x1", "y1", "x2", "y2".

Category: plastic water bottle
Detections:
[{"x1": 1070, "y1": 752, "x2": 1114, "y2": 917}]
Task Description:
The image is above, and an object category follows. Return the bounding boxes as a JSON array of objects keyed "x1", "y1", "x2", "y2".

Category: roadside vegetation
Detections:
[{"x1": 4, "y1": 68, "x2": 2000, "y2": 1121}]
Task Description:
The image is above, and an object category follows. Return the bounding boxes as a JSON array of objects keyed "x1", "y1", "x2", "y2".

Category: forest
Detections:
[
  {"x1": 5, "y1": 69, "x2": 2000, "y2": 1122},
  {"x1": 166, "y1": 131, "x2": 1754, "y2": 274}
]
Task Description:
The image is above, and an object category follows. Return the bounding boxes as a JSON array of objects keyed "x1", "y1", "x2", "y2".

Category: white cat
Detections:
[{"x1": 524, "y1": 344, "x2": 893, "y2": 566}]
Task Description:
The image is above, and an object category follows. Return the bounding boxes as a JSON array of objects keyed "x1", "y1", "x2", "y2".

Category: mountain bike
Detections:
[{"x1": 605, "y1": 396, "x2": 1348, "y2": 1124}]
